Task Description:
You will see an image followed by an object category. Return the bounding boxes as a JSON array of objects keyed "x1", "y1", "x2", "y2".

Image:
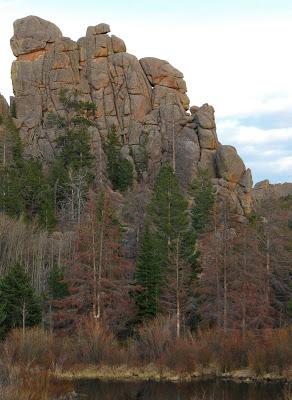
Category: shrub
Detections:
[
  {"x1": 3, "y1": 328, "x2": 53, "y2": 369},
  {"x1": 136, "y1": 316, "x2": 176, "y2": 364},
  {"x1": 192, "y1": 329, "x2": 250, "y2": 372},
  {"x1": 0, "y1": 369, "x2": 72, "y2": 400},
  {"x1": 73, "y1": 319, "x2": 123, "y2": 366},
  {"x1": 164, "y1": 336, "x2": 197, "y2": 374},
  {"x1": 248, "y1": 329, "x2": 292, "y2": 375}
]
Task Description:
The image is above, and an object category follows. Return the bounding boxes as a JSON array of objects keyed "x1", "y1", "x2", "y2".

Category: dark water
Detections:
[{"x1": 73, "y1": 379, "x2": 288, "y2": 400}]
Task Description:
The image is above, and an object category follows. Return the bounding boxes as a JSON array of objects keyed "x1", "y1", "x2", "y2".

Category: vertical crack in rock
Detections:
[{"x1": 9, "y1": 15, "x2": 255, "y2": 219}]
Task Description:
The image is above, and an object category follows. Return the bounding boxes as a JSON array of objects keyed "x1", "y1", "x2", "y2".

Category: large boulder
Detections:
[
  {"x1": 239, "y1": 168, "x2": 253, "y2": 193},
  {"x1": 175, "y1": 126, "x2": 201, "y2": 187},
  {"x1": 216, "y1": 145, "x2": 245, "y2": 183},
  {"x1": 198, "y1": 149, "x2": 217, "y2": 178},
  {"x1": 140, "y1": 57, "x2": 187, "y2": 93},
  {"x1": 192, "y1": 103, "x2": 216, "y2": 129},
  {"x1": 191, "y1": 104, "x2": 219, "y2": 150},
  {"x1": 10, "y1": 15, "x2": 62, "y2": 56},
  {"x1": 86, "y1": 23, "x2": 111, "y2": 36}
]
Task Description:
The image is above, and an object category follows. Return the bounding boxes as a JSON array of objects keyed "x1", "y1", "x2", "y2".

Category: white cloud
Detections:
[{"x1": 216, "y1": 119, "x2": 292, "y2": 183}]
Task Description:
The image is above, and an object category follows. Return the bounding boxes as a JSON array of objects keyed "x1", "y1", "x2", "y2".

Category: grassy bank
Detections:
[
  {"x1": 56, "y1": 364, "x2": 292, "y2": 383},
  {"x1": 1, "y1": 318, "x2": 292, "y2": 398}
]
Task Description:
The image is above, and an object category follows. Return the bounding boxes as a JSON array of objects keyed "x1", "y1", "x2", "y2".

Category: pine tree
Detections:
[
  {"x1": 0, "y1": 167, "x2": 23, "y2": 217},
  {"x1": 22, "y1": 159, "x2": 56, "y2": 230},
  {"x1": 0, "y1": 264, "x2": 41, "y2": 338},
  {"x1": 0, "y1": 117, "x2": 23, "y2": 217},
  {"x1": 49, "y1": 91, "x2": 95, "y2": 223},
  {"x1": 0, "y1": 117, "x2": 56, "y2": 229},
  {"x1": 135, "y1": 224, "x2": 161, "y2": 320},
  {"x1": 148, "y1": 164, "x2": 190, "y2": 255},
  {"x1": 191, "y1": 168, "x2": 215, "y2": 233},
  {"x1": 104, "y1": 126, "x2": 133, "y2": 192},
  {"x1": 137, "y1": 164, "x2": 197, "y2": 335},
  {"x1": 48, "y1": 265, "x2": 69, "y2": 300}
]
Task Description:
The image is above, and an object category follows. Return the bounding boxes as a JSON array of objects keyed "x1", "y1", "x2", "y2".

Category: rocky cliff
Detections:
[
  {"x1": 3, "y1": 15, "x2": 256, "y2": 221},
  {"x1": 253, "y1": 180, "x2": 292, "y2": 203}
]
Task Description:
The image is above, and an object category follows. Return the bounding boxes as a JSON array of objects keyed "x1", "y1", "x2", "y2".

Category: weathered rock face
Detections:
[
  {"x1": 0, "y1": 94, "x2": 9, "y2": 118},
  {"x1": 10, "y1": 15, "x2": 253, "y2": 218},
  {"x1": 10, "y1": 16, "x2": 62, "y2": 57},
  {"x1": 253, "y1": 180, "x2": 292, "y2": 203},
  {"x1": 216, "y1": 145, "x2": 245, "y2": 183}
]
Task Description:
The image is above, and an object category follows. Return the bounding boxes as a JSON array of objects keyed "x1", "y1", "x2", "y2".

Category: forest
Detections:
[{"x1": 0, "y1": 91, "x2": 291, "y2": 399}]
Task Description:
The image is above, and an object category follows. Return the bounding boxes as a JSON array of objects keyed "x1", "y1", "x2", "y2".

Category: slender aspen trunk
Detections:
[
  {"x1": 242, "y1": 228, "x2": 247, "y2": 339},
  {"x1": 266, "y1": 224, "x2": 271, "y2": 305},
  {"x1": 175, "y1": 237, "x2": 180, "y2": 338},
  {"x1": 91, "y1": 218, "x2": 97, "y2": 320},
  {"x1": 97, "y1": 201, "x2": 105, "y2": 320},
  {"x1": 214, "y1": 203, "x2": 221, "y2": 328},
  {"x1": 172, "y1": 110, "x2": 176, "y2": 173},
  {"x1": 3, "y1": 140, "x2": 6, "y2": 166},
  {"x1": 167, "y1": 188, "x2": 171, "y2": 256},
  {"x1": 223, "y1": 203, "x2": 228, "y2": 334},
  {"x1": 22, "y1": 301, "x2": 26, "y2": 337},
  {"x1": 99, "y1": 139, "x2": 103, "y2": 185}
]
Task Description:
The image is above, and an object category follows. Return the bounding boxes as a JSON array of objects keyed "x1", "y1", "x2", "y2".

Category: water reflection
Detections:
[{"x1": 73, "y1": 379, "x2": 285, "y2": 400}]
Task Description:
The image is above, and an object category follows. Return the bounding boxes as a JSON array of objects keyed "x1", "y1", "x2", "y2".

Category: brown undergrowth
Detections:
[{"x1": 1, "y1": 317, "x2": 291, "y2": 397}]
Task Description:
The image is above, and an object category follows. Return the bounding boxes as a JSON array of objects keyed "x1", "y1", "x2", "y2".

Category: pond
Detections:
[{"x1": 73, "y1": 379, "x2": 288, "y2": 400}]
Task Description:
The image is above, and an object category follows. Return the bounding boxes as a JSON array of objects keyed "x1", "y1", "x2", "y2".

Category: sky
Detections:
[{"x1": 0, "y1": 0, "x2": 292, "y2": 184}]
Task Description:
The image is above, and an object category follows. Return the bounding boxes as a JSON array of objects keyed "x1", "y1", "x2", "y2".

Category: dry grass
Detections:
[{"x1": 1, "y1": 322, "x2": 292, "y2": 387}]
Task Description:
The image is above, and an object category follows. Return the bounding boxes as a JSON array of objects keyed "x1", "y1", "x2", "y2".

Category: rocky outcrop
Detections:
[
  {"x1": 253, "y1": 180, "x2": 292, "y2": 203},
  {"x1": 10, "y1": 16, "x2": 62, "y2": 57},
  {"x1": 0, "y1": 94, "x2": 9, "y2": 118},
  {"x1": 216, "y1": 145, "x2": 245, "y2": 183},
  {"x1": 9, "y1": 15, "x2": 254, "y2": 219}
]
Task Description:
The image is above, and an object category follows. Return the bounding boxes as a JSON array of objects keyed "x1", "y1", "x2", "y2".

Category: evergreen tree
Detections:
[
  {"x1": 191, "y1": 168, "x2": 215, "y2": 233},
  {"x1": 104, "y1": 126, "x2": 133, "y2": 192},
  {"x1": 22, "y1": 159, "x2": 56, "y2": 230},
  {"x1": 137, "y1": 164, "x2": 197, "y2": 334},
  {"x1": 135, "y1": 224, "x2": 161, "y2": 320},
  {"x1": 0, "y1": 117, "x2": 23, "y2": 217},
  {"x1": 48, "y1": 265, "x2": 69, "y2": 300},
  {"x1": 0, "y1": 264, "x2": 41, "y2": 338},
  {"x1": 0, "y1": 117, "x2": 56, "y2": 229},
  {"x1": 49, "y1": 91, "x2": 95, "y2": 222},
  {"x1": 148, "y1": 164, "x2": 190, "y2": 257},
  {"x1": 0, "y1": 167, "x2": 23, "y2": 217}
]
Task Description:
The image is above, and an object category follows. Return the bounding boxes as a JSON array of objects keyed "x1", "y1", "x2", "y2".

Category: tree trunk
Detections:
[
  {"x1": 175, "y1": 237, "x2": 180, "y2": 338},
  {"x1": 223, "y1": 202, "x2": 228, "y2": 334},
  {"x1": 22, "y1": 301, "x2": 26, "y2": 337},
  {"x1": 91, "y1": 218, "x2": 98, "y2": 320},
  {"x1": 97, "y1": 201, "x2": 105, "y2": 320},
  {"x1": 172, "y1": 109, "x2": 176, "y2": 173}
]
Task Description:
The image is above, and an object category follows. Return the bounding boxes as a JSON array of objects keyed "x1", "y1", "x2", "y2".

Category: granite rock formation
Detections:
[
  {"x1": 253, "y1": 180, "x2": 292, "y2": 203},
  {"x1": 8, "y1": 15, "x2": 254, "y2": 219},
  {"x1": 0, "y1": 95, "x2": 9, "y2": 118}
]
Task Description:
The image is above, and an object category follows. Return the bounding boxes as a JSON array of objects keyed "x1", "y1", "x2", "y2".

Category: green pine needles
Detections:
[
  {"x1": 104, "y1": 126, "x2": 133, "y2": 192},
  {"x1": 0, "y1": 264, "x2": 41, "y2": 339},
  {"x1": 191, "y1": 168, "x2": 215, "y2": 233},
  {"x1": 135, "y1": 164, "x2": 198, "y2": 325},
  {"x1": 135, "y1": 223, "x2": 162, "y2": 320},
  {"x1": 0, "y1": 117, "x2": 56, "y2": 230}
]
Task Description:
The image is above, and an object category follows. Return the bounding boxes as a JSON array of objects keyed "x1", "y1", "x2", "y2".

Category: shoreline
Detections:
[{"x1": 55, "y1": 365, "x2": 292, "y2": 384}]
